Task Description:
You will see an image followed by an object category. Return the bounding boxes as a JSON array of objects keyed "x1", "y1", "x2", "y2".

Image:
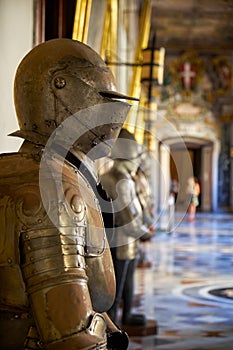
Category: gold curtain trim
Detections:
[
  {"x1": 72, "y1": 0, "x2": 92, "y2": 43},
  {"x1": 100, "y1": 0, "x2": 118, "y2": 76},
  {"x1": 125, "y1": 0, "x2": 152, "y2": 138}
]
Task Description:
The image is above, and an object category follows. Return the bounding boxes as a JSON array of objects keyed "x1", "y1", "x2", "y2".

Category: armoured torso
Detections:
[{"x1": 0, "y1": 144, "x2": 115, "y2": 349}]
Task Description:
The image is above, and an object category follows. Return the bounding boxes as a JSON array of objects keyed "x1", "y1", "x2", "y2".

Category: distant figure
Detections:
[
  {"x1": 186, "y1": 177, "x2": 200, "y2": 221},
  {"x1": 170, "y1": 178, "x2": 179, "y2": 203}
]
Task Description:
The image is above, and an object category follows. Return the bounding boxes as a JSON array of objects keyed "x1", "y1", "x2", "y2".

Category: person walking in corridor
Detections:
[{"x1": 186, "y1": 176, "x2": 200, "y2": 221}]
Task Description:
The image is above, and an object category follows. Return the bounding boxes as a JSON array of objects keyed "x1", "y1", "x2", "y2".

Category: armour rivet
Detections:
[{"x1": 54, "y1": 77, "x2": 66, "y2": 89}]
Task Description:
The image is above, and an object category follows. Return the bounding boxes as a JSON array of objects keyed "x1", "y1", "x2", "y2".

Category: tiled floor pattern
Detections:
[{"x1": 126, "y1": 212, "x2": 233, "y2": 349}]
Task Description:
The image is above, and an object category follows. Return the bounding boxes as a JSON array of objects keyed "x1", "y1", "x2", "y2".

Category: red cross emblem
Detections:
[{"x1": 179, "y1": 62, "x2": 196, "y2": 90}]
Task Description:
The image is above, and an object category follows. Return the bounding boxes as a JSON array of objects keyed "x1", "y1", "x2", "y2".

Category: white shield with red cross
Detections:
[{"x1": 179, "y1": 62, "x2": 196, "y2": 90}]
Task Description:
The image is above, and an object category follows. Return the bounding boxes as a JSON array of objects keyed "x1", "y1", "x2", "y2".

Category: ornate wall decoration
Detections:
[
  {"x1": 162, "y1": 52, "x2": 232, "y2": 105},
  {"x1": 210, "y1": 56, "x2": 232, "y2": 93},
  {"x1": 172, "y1": 102, "x2": 203, "y2": 121},
  {"x1": 169, "y1": 51, "x2": 204, "y2": 92},
  {"x1": 163, "y1": 101, "x2": 221, "y2": 142}
]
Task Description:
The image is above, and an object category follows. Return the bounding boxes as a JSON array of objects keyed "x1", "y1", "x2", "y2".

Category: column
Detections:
[{"x1": 201, "y1": 145, "x2": 213, "y2": 211}]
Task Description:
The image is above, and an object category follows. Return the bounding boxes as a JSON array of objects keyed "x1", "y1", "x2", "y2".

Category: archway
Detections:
[
  {"x1": 157, "y1": 135, "x2": 220, "y2": 214},
  {"x1": 169, "y1": 137, "x2": 216, "y2": 212}
]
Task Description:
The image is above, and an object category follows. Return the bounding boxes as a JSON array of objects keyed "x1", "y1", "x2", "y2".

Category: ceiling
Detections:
[{"x1": 150, "y1": 0, "x2": 233, "y2": 52}]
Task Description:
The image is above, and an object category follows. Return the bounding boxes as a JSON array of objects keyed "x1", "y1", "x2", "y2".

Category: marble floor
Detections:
[{"x1": 125, "y1": 211, "x2": 233, "y2": 349}]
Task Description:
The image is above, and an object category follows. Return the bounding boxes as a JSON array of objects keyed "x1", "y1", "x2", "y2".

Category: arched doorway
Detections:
[
  {"x1": 169, "y1": 137, "x2": 216, "y2": 212},
  {"x1": 157, "y1": 135, "x2": 220, "y2": 215}
]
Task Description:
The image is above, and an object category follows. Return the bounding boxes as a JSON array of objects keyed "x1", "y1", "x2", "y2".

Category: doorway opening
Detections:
[{"x1": 169, "y1": 139, "x2": 213, "y2": 212}]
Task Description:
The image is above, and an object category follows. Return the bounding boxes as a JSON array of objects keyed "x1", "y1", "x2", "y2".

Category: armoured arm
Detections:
[{"x1": 20, "y1": 209, "x2": 108, "y2": 349}]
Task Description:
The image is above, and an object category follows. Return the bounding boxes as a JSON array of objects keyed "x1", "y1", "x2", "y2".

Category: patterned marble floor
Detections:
[{"x1": 125, "y1": 211, "x2": 233, "y2": 349}]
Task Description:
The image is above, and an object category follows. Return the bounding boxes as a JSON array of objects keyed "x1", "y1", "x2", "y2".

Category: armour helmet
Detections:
[{"x1": 12, "y1": 39, "x2": 136, "y2": 158}]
